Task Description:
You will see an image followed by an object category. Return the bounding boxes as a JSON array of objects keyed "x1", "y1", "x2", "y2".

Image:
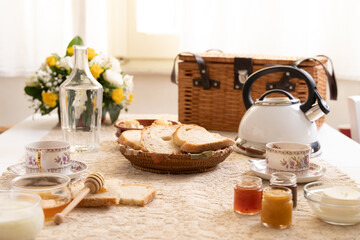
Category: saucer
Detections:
[
  {"x1": 7, "y1": 160, "x2": 88, "y2": 180},
  {"x1": 249, "y1": 159, "x2": 325, "y2": 183}
]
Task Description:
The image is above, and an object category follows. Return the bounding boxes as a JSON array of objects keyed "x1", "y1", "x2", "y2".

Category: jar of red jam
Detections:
[
  {"x1": 261, "y1": 186, "x2": 293, "y2": 229},
  {"x1": 234, "y1": 176, "x2": 263, "y2": 215},
  {"x1": 270, "y1": 172, "x2": 297, "y2": 208}
]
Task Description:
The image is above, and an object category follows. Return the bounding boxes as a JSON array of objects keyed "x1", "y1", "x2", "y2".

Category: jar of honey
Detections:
[
  {"x1": 11, "y1": 173, "x2": 71, "y2": 222},
  {"x1": 261, "y1": 186, "x2": 293, "y2": 229},
  {"x1": 234, "y1": 176, "x2": 263, "y2": 215},
  {"x1": 270, "y1": 172, "x2": 297, "y2": 208}
]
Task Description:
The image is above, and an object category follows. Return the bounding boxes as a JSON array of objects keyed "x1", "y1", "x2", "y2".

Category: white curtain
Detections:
[
  {"x1": 0, "y1": 0, "x2": 108, "y2": 77},
  {"x1": 178, "y1": 0, "x2": 360, "y2": 80}
]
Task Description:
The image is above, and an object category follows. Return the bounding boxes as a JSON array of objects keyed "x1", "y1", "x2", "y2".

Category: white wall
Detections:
[
  {"x1": 0, "y1": 74, "x2": 358, "y2": 131},
  {"x1": 0, "y1": 76, "x2": 33, "y2": 126},
  {"x1": 325, "y1": 79, "x2": 360, "y2": 129}
]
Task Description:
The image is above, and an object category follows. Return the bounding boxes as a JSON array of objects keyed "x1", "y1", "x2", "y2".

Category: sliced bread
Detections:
[
  {"x1": 117, "y1": 130, "x2": 143, "y2": 150},
  {"x1": 70, "y1": 179, "x2": 157, "y2": 207},
  {"x1": 70, "y1": 178, "x2": 122, "y2": 207},
  {"x1": 119, "y1": 184, "x2": 157, "y2": 207},
  {"x1": 152, "y1": 119, "x2": 173, "y2": 126},
  {"x1": 140, "y1": 124, "x2": 181, "y2": 154},
  {"x1": 173, "y1": 124, "x2": 235, "y2": 153}
]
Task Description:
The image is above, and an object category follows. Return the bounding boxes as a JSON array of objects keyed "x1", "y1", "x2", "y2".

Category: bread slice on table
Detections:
[
  {"x1": 119, "y1": 184, "x2": 157, "y2": 207},
  {"x1": 117, "y1": 130, "x2": 143, "y2": 150},
  {"x1": 70, "y1": 178, "x2": 122, "y2": 207},
  {"x1": 70, "y1": 179, "x2": 157, "y2": 207},
  {"x1": 173, "y1": 124, "x2": 235, "y2": 153},
  {"x1": 140, "y1": 124, "x2": 181, "y2": 154}
]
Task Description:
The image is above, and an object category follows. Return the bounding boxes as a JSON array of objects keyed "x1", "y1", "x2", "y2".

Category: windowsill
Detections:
[{"x1": 121, "y1": 58, "x2": 174, "y2": 76}]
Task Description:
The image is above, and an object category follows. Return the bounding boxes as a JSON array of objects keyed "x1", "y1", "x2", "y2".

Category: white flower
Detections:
[
  {"x1": 59, "y1": 56, "x2": 73, "y2": 71},
  {"x1": 25, "y1": 74, "x2": 39, "y2": 87},
  {"x1": 37, "y1": 70, "x2": 51, "y2": 82},
  {"x1": 89, "y1": 53, "x2": 106, "y2": 68},
  {"x1": 73, "y1": 90, "x2": 88, "y2": 119},
  {"x1": 123, "y1": 74, "x2": 134, "y2": 93},
  {"x1": 103, "y1": 69, "x2": 123, "y2": 87},
  {"x1": 108, "y1": 56, "x2": 121, "y2": 72},
  {"x1": 39, "y1": 62, "x2": 52, "y2": 73}
]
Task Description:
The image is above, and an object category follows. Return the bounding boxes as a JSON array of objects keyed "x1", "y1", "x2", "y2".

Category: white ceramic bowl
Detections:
[{"x1": 304, "y1": 181, "x2": 360, "y2": 225}]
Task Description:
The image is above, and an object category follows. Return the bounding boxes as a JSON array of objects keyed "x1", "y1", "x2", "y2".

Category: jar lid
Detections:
[{"x1": 270, "y1": 172, "x2": 297, "y2": 185}]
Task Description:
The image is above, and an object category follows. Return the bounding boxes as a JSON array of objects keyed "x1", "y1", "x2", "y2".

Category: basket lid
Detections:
[{"x1": 178, "y1": 52, "x2": 327, "y2": 67}]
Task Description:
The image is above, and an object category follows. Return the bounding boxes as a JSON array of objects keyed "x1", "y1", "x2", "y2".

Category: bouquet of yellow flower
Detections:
[{"x1": 25, "y1": 36, "x2": 134, "y2": 124}]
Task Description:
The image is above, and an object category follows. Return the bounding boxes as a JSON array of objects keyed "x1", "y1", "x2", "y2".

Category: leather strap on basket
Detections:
[
  {"x1": 293, "y1": 55, "x2": 338, "y2": 100},
  {"x1": 171, "y1": 52, "x2": 218, "y2": 90},
  {"x1": 234, "y1": 57, "x2": 253, "y2": 90}
]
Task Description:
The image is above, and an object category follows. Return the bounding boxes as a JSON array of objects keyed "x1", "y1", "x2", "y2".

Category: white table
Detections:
[{"x1": 1, "y1": 113, "x2": 359, "y2": 183}]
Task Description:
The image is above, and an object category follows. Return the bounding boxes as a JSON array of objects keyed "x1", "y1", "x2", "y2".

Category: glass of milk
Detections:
[{"x1": 0, "y1": 191, "x2": 44, "y2": 240}]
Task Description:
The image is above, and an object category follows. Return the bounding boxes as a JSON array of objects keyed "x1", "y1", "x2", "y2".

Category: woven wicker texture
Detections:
[
  {"x1": 178, "y1": 53, "x2": 328, "y2": 131},
  {"x1": 119, "y1": 145, "x2": 233, "y2": 174}
]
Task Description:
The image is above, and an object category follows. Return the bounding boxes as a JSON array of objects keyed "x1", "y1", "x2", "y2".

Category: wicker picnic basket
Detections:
[
  {"x1": 172, "y1": 52, "x2": 337, "y2": 132},
  {"x1": 119, "y1": 144, "x2": 233, "y2": 174}
]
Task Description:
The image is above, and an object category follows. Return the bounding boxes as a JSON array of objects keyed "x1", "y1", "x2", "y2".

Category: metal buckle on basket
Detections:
[
  {"x1": 193, "y1": 79, "x2": 220, "y2": 89},
  {"x1": 234, "y1": 70, "x2": 248, "y2": 90}
]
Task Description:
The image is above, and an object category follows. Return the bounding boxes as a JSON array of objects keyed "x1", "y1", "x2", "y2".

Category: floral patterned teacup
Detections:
[
  {"x1": 265, "y1": 142, "x2": 311, "y2": 175},
  {"x1": 25, "y1": 141, "x2": 71, "y2": 174}
]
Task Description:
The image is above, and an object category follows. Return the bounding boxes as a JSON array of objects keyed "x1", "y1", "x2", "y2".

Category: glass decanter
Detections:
[{"x1": 59, "y1": 46, "x2": 103, "y2": 152}]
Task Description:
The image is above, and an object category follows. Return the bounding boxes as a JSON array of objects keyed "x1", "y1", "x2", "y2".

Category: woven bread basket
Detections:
[{"x1": 119, "y1": 144, "x2": 233, "y2": 174}]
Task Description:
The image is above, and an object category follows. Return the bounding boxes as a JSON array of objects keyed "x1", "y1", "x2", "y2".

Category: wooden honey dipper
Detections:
[{"x1": 54, "y1": 172, "x2": 105, "y2": 225}]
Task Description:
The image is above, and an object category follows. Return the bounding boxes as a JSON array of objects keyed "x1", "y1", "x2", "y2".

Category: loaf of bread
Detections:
[
  {"x1": 140, "y1": 124, "x2": 181, "y2": 154},
  {"x1": 70, "y1": 178, "x2": 156, "y2": 207},
  {"x1": 117, "y1": 130, "x2": 143, "y2": 150},
  {"x1": 173, "y1": 124, "x2": 235, "y2": 153}
]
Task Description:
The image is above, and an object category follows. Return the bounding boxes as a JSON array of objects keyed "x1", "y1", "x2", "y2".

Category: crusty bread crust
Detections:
[
  {"x1": 173, "y1": 124, "x2": 235, "y2": 153},
  {"x1": 117, "y1": 130, "x2": 143, "y2": 150}
]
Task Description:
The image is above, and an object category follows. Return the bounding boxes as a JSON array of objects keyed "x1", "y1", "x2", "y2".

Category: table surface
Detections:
[
  {"x1": 1, "y1": 113, "x2": 360, "y2": 240},
  {"x1": 1, "y1": 113, "x2": 359, "y2": 183}
]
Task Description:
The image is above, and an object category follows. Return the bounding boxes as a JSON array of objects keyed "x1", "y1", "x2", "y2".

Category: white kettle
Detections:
[{"x1": 237, "y1": 65, "x2": 330, "y2": 157}]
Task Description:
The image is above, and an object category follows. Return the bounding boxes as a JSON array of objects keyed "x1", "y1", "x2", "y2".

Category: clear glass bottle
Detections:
[{"x1": 59, "y1": 46, "x2": 103, "y2": 152}]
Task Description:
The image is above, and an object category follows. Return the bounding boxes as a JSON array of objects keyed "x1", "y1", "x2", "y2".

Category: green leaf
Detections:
[
  {"x1": 53, "y1": 53, "x2": 61, "y2": 61},
  {"x1": 66, "y1": 36, "x2": 83, "y2": 56},
  {"x1": 101, "y1": 104, "x2": 108, "y2": 119},
  {"x1": 24, "y1": 86, "x2": 42, "y2": 100},
  {"x1": 108, "y1": 103, "x2": 123, "y2": 124}
]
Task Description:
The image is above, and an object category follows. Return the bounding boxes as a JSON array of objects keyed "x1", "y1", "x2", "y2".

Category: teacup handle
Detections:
[{"x1": 36, "y1": 151, "x2": 44, "y2": 173}]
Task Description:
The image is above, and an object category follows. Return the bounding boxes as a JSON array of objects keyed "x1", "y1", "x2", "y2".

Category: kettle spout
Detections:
[{"x1": 305, "y1": 99, "x2": 330, "y2": 122}]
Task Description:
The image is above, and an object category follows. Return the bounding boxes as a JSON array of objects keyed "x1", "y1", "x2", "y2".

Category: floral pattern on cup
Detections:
[
  {"x1": 280, "y1": 155, "x2": 310, "y2": 170},
  {"x1": 27, "y1": 156, "x2": 36, "y2": 166},
  {"x1": 54, "y1": 153, "x2": 70, "y2": 166},
  {"x1": 25, "y1": 141, "x2": 71, "y2": 174},
  {"x1": 265, "y1": 142, "x2": 311, "y2": 174}
]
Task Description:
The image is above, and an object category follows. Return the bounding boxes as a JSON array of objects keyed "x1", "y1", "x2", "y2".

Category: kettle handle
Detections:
[
  {"x1": 258, "y1": 89, "x2": 296, "y2": 101},
  {"x1": 243, "y1": 65, "x2": 317, "y2": 113}
]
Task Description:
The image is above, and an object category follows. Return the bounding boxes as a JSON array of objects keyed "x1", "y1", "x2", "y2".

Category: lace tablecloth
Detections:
[{"x1": 1, "y1": 114, "x2": 359, "y2": 240}]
